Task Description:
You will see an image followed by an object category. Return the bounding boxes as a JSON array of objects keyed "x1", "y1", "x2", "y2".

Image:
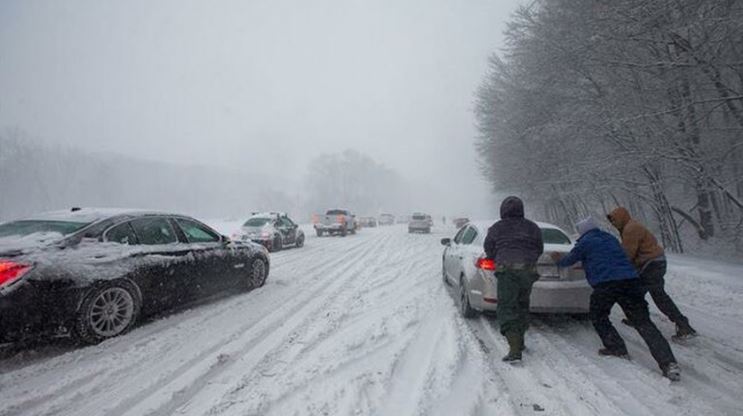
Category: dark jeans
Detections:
[
  {"x1": 590, "y1": 279, "x2": 676, "y2": 369},
  {"x1": 496, "y1": 267, "x2": 539, "y2": 337},
  {"x1": 640, "y1": 260, "x2": 689, "y2": 327}
]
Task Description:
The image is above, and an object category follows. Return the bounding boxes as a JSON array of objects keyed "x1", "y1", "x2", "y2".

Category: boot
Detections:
[
  {"x1": 598, "y1": 348, "x2": 629, "y2": 359},
  {"x1": 672, "y1": 323, "x2": 697, "y2": 341},
  {"x1": 502, "y1": 333, "x2": 523, "y2": 363},
  {"x1": 661, "y1": 362, "x2": 681, "y2": 381}
]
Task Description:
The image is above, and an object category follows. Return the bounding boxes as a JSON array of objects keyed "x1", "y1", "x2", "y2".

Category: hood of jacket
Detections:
[
  {"x1": 500, "y1": 196, "x2": 525, "y2": 219},
  {"x1": 576, "y1": 216, "x2": 599, "y2": 236},
  {"x1": 608, "y1": 207, "x2": 631, "y2": 231}
]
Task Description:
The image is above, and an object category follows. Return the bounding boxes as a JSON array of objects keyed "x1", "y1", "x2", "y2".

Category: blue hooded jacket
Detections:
[{"x1": 557, "y1": 225, "x2": 638, "y2": 287}]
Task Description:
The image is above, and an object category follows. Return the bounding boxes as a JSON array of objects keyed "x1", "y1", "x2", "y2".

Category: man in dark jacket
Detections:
[
  {"x1": 607, "y1": 207, "x2": 696, "y2": 339},
  {"x1": 484, "y1": 196, "x2": 543, "y2": 363},
  {"x1": 551, "y1": 217, "x2": 680, "y2": 381}
]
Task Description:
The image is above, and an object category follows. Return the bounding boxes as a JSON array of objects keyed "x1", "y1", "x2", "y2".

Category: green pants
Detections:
[{"x1": 496, "y1": 267, "x2": 539, "y2": 337}]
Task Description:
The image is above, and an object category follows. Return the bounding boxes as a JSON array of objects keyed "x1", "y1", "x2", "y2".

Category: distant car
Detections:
[
  {"x1": 378, "y1": 213, "x2": 395, "y2": 226},
  {"x1": 234, "y1": 212, "x2": 305, "y2": 252},
  {"x1": 408, "y1": 213, "x2": 432, "y2": 233},
  {"x1": 452, "y1": 217, "x2": 470, "y2": 229},
  {"x1": 312, "y1": 209, "x2": 357, "y2": 237},
  {"x1": 0, "y1": 208, "x2": 270, "y2": 344},
  {"x1": 358, "y1": 217, "x2": 378, "y2": 228},
  {"x1": 441, "y1": 221, "x2": 590, "y2": 318}
]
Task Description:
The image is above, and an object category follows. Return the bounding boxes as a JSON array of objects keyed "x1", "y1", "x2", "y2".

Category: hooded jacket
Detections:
[
  {"x1": 608, "y1": 207, "x2": 664, "y2": 269},
  {"x1": 557, "y1": 225, "x2": 638, "y2": 287},
  {"x1": 484, "y1": 196, "x2": 543, "y2": 266}
]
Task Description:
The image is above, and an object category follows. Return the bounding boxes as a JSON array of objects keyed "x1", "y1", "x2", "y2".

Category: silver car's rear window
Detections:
[
  {"x1": 244, "y1": 218, "x2": 272, "y2": 227},
  {"x1": 0, "y1": 220, "x2": 90, "y2": 237},
  {"x1": 542, "y1": 228, "x2": 571, "y2": 245}
]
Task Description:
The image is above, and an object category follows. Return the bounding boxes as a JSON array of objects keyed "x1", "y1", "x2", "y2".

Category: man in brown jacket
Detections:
[{"x1": 607, "y1": 207, "x2": 696, "y2": 340}]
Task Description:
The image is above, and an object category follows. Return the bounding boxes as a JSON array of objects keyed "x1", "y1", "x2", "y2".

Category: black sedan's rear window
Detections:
[
  {"x1": 412, "y1": 215, "x2": 427, "y2": 220},
  {"x1": 0, "y1": 220, "x2": 90, "y2": 237}
]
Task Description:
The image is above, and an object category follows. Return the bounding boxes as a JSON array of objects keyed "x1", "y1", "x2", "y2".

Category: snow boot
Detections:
[
  {"x1": 502, "y1": 334, "x2": 523, "y2": 363},
  {"x1": 661, "y1": 362, "x2": 681, "y2": 381},
  {"x1": 672, "y1": 323, "x2": 697, "y2": 341},
  {"x1": 598, "y1": 348, "x2": 629, "y2": 359}
]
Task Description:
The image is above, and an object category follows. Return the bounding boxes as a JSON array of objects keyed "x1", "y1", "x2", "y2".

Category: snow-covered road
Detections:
[{"x1": 1, "y1": 224, "x2": 742, "y2": 416}]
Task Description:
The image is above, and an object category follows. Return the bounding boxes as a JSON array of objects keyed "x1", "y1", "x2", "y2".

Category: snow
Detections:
[{"x1": 1, "y1": 223, "x2": 742, "y2": 416}]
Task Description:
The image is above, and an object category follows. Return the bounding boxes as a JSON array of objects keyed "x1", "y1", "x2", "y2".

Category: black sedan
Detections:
[{"x1": 0, "y1": 208, "x2": 270, "y2": 344}]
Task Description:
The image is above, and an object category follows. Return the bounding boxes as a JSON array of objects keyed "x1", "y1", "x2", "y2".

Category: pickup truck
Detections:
[{"x1": 312, "y1": 209, "x2": 357, "y2": 237}]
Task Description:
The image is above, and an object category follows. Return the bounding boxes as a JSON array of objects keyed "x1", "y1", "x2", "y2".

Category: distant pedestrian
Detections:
[
  {"x1": 551, "y1": 217, "x2": 680, "y2": 381},
  {"x1": 484, "y1": 196, "x2": 543, "y2": 363},
  {"x1": 607, "y1": 207, "x2": 697, "y2": 340}
]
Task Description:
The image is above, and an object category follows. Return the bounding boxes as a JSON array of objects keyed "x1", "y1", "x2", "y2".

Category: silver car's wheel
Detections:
[
  {"x1": 250, "y1": 258, "x2": 268, "y2": 288},
  {"x1": 89, "y1": 287, "x2": 135, "y2": 337},
  {"x1": 459, "y1": 278, "x2": 478, "y2": 319},
  {"x1": 442, "y1": 264, "x2": 450, "y2": 285}
]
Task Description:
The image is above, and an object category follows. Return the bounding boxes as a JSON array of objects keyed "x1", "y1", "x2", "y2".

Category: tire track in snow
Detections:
[
  {"x1": 112, "y1": 231, "x2": 394, "y2": 416},
  {"x1": 193, "y1": 228, "x2": 489, "y2": 416}
]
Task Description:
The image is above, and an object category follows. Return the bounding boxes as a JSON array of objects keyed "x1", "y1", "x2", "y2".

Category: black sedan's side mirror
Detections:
[
  {"x1": 221, "y1": 235, "x2": 231, "y2": 244},
  {"x1": 440, "y1": 238, "x2": 451, "y2": 246}
]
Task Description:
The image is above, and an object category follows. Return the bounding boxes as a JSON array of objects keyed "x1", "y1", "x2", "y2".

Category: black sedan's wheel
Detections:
[
  {"x1": 249, "y1": 257, "x2": 268, "y2": 288},
  {"x1": 459, "y1": 278, "x2": 478, "y2": 319},
  {"x1": 295, "y1": 234, "x2": 305, "y2": 248},
  {"x1": 75, "y1": 280, "x2": 141, "y2": 344},
  {"x1": 316, "y1": 229, "x2": 323, "y2": 237}
]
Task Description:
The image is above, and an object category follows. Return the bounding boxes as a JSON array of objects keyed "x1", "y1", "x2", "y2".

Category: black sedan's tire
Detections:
[
  {"x1": 316, "y1": 229, "x2": 323, "y2": 237},
  {"x1": 249, "y1": 257, "x2": 268, "y2": 289},
  {"x1": 74, "y1": 280, "x2": 141, "y2": 344},
  {"x1": 295, "y1": 234, "x2": 305, "y2": 248}
]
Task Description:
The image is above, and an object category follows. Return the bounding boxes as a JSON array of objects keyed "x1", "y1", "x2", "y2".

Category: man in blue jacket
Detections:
[{"x1": 551, "y1": 217, "x2": 680, "y2": 381}]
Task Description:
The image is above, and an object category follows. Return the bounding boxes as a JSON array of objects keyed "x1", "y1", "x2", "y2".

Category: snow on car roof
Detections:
[
  {"x1": 19, "y1": 208, "x2": 171, "y2": 223},
  {"x1": 249, "y1": 212, "x2": 284, "y2": 218}
]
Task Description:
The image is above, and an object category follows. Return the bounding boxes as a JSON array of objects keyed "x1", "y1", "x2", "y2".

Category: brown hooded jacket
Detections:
[{"x1": 607, "y1": 207, "x2": 664, "y2": 269}]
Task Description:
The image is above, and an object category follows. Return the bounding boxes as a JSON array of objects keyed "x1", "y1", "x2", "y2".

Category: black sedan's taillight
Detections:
[{"x1": 0, "y1": 261, "x2": 33, "y2": 290}]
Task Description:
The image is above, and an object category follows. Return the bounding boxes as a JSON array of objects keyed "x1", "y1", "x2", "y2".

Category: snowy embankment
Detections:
[{"x1": 1, "y1": 223, "x2": 742, "y2": 416}]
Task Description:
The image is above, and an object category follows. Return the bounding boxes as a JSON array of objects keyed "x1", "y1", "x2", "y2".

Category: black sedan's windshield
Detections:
[{"x1": 0, "y1": 220, "x2": 91, "y2": 238}]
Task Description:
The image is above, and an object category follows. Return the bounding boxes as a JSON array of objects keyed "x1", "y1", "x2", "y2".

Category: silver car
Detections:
[
  {"x1": 441, "y1": 221, "x2": 591, "y2": 318},
  {"x1": 408, "y1": 213, "x2": 432, "y2": 233}
]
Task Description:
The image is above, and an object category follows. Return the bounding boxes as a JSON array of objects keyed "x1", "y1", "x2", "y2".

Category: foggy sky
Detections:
[{"x1": 0, "y1": 0, "x2": 522, "y2": 218}]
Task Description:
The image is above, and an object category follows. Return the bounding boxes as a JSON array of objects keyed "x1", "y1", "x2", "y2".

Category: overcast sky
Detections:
[{"x1": 0, "y1": 0, "x2": 522, "y2": 217}]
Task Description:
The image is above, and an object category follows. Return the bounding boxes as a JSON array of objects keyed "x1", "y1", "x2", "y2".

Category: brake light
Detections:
[
  {"x1": 0, "y1": 261, "x2": 32, "y2": 288},
  {"x1": 337, "y1": 215, "x2": 346, "y2": 224},
  {"x1": 476, "y1": 258, "x2": 496, "y2": 270}
]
